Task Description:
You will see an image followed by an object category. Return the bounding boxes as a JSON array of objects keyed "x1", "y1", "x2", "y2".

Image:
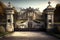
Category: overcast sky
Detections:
[{"x1": 1, "y1": 0, "x2": 60, "y2": 12}]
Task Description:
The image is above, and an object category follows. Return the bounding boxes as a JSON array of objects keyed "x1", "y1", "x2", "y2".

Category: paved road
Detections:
[{"x1": 0, "y1": 31, "x2": 60, "y2": 40}]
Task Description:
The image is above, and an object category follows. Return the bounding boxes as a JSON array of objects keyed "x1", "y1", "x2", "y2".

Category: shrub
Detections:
[
  {"x1": 57, "y1": 26, "x2": 60, "y2": 33},
  {"x1": 0, "y1": 26, "x2": 5, "y2": 33}
]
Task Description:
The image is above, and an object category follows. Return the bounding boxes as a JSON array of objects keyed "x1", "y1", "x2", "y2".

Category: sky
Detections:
[{"x1": 1, "y1": 0, "x2": 60, "y2": 12}]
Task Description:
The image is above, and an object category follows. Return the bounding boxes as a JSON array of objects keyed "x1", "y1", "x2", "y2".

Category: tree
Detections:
[
  {"x1": 54, "y1": 4, "x2": 60, "y2": 22},
  {"x1": 0, "y1": 26, "x2": 5, "y2": 33}
]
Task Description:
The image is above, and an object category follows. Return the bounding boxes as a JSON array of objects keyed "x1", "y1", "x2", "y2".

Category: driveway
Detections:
[{"x1": 0, "y1": 31, "x2": 60, "y2": 40}]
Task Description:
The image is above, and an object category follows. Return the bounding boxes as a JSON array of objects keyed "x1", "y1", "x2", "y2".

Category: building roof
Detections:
[
  {"x1": 47, "y1": 1, "x2": 52, "y2": 8},
  {"x1": 43, "y1": 1, "x2": 55, "y2": 12}
]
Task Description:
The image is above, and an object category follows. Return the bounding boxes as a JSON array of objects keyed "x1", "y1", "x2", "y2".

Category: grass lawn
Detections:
[
  {"x1": 0, "y1": 32, "x2": 13, "y2": 37},
  {"x1": 53, "y1": 34, "x2": 60, "y2": 38},
  {"x1": 0, "y1": 32, "x2": 8, "y2": 37},
  {"x1": 47, "y1": 31, "x2": 60, "y2": 39}
]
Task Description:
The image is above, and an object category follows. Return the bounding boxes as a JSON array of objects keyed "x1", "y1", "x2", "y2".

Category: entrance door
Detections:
[{"x1": 28, "y1": 22, "x2": 32, "y2": 29}]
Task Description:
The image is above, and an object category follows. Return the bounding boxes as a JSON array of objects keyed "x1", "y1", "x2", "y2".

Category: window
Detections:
[
  {"x1": 8, "y1": 19, "x2": 11, "y2": 22},
  {"x1": 49, "y1": 20, "x2": 51, "y2": 22}
]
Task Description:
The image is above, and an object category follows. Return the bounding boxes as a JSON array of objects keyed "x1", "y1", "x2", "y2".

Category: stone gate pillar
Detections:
[{"x1": 6, "y1": 2, "x2": 14, "y2": 32}]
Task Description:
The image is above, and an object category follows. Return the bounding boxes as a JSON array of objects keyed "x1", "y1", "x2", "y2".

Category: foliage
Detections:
[
  {"x1": 0, "y1": 26, "x2": 5, "y2": 33},
  {"x1": 0, "y1": 1, "x2": 6, "y2": 15},
  {"x1": 54, "y1": 4, "x2": 60, "y2": 22}
]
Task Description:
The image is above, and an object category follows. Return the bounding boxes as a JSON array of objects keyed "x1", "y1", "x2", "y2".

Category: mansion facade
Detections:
[{"x1": 17, "y1": 7, "x2": 42, "y2": 20}]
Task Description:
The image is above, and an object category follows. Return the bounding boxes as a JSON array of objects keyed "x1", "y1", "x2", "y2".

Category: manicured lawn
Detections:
[
  {"x1": 0, "y1": 32, "x2": 13, "y2": 37},
  {"x1": 0, "y1": 32, "x2": 7, "y2": 37},
  {"x1": 47, "y1": 31, "x2": 60, "y2": 39}
]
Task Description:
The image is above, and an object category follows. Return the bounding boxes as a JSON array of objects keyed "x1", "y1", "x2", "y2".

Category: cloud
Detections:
[
  {"x1": 50, "y1": 0, "x2": 59, "y2": 3},
  {"x1": 51, "y1": 0, "x2": 58, "y2": 1}
]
